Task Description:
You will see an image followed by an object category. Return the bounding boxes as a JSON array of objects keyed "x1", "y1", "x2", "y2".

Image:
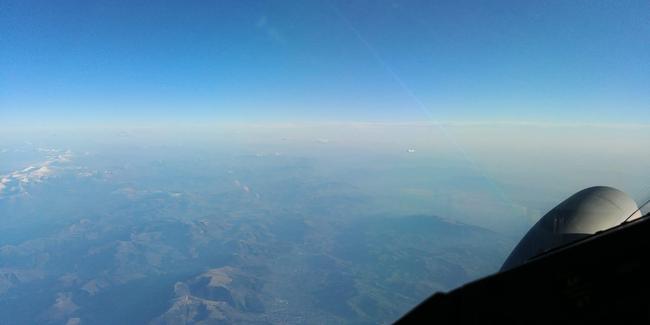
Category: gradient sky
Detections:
[{"x1": 2, "y1": 0, "x2": 649, "y2": 123}]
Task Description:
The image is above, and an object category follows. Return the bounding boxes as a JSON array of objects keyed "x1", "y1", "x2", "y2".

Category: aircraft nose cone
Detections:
[{"x1": 501, "y1": 186, "x2": 640, "y2": 271}]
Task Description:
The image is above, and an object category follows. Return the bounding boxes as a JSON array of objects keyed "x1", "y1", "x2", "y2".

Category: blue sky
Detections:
[{"x1": 2, "y1": 0, "x2": 649, "y2": 123}]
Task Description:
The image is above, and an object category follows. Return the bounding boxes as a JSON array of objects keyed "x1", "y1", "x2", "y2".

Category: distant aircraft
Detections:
[{"x1": 397, "y1": 186, "x2": 650, "y2": 324}]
